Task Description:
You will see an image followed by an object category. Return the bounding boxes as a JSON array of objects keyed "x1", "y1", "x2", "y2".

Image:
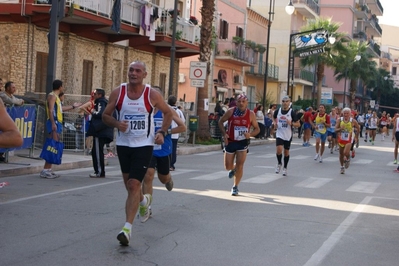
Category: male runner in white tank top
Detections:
[{"x1": 103, "y1": 61, "x2": 173, "y2": 246}]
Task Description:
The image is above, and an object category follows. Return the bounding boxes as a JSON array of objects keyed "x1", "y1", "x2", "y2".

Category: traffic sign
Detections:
[
  {"x1": 189, "y1": 61, "x2": 207, "y2": 80},
  {"x1": 370, "y1": 100, "x2": 375, "y2": 108}
]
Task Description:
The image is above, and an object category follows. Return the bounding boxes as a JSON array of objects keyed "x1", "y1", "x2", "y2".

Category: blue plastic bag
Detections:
[{"x1": 40, "y1": 138, "x2": 64, "y2": 165}]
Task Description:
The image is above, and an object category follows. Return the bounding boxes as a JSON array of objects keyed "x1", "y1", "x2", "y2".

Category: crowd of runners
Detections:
[{"x1": 219, "y1": 95, "x2": 399, "y2": 196}]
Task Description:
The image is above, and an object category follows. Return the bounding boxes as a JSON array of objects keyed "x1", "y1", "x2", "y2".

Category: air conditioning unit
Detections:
[{"x1": 178, "y1": 73, "x2": 185, "y2": 83}]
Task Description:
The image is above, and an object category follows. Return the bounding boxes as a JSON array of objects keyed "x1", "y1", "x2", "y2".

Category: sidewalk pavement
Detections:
[{"x1": 0, "y1": 138, "x2": 272, "y2": 177}]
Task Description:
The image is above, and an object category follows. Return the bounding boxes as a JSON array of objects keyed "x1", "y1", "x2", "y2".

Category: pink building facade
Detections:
[{"x1": 320, "y1": 0, "x2": 383, "y2": 110}]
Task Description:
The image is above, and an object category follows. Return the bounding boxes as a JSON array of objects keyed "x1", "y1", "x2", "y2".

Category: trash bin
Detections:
[{"x1": 189, "y1": 115, "x2": 199, "y2": 132}]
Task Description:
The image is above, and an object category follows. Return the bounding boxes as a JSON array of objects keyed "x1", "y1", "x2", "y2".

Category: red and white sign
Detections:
[{"x1": 189, "y1": 61, "x2": 207, "y2": 80}]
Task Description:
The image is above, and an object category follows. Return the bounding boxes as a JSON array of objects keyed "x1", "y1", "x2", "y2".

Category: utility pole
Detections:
[{"x1": 46, "y1": 0, "x2": 65, "y2": 95}]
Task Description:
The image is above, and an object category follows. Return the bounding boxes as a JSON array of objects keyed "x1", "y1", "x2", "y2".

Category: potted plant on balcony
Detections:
[
  {"x1": 232, "y1": 36, "x2": 244, "y2": 44},
  {"x1": 176, "y1": 30, "x2": 183, "y2": 40},
  {"x1": 256, "y1": 44, "x2": 266, "y2": 54},
  {"x1": 245, "y1": 40, "x2": 256, "y2": 50},
  {"x1": 223, "y1": 49, "x2": 232, "y2": 56},
  {"x1": 189, "y1": 16, "x2": 198, "y2": 25}
]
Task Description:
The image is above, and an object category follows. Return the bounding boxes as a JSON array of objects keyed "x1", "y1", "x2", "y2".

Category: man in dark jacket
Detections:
[{"x1": 87, "y1": 89, "x2": 114, "y2": 178}]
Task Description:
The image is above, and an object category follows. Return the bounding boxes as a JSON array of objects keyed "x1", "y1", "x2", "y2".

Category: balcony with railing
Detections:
[
  {"x1": 1, "y1": 0, "x2": 200, "y2": 58},
  {"x1": 216, "y1": 40, "x2": 259, "y2": 67},
  {"x1": 354, "y1": 3, "x2": 367, "y2": 19},
  {"x1": 292, "y1": 68, "x2": 327, "y2": 86},
  {"x1": 381, "y1": 51, "x2": 392, "y2": 61},
  {"x1": 365, "y1": 15, "x2": 382, "y2": 37},
  {"x1": 368, "y1": 39, "x2": 381, "y2": 57},
  {"x1": 353, "y1": 31, "x2": 367, "y2": 42},
  {"x1": 246, "y1": 62, "x2": 279, "y2": 80},
  {"x1": 365, "y1": 0, "x2": 383, "y2": 16},
  {"x1": 295, "y1": 69, "x2": 314, "y2": 84},
  {"x1": 292, "y1": 0, "x2": 320, "y2": 18},
  {"x1": 68, "y1": 0, "x2": 201, "y2": 44}
]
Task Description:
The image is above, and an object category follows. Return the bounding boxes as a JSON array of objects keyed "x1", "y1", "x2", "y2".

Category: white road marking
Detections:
[
  {"x1": 295, "y1": 177, "x2": 333, "y2": 188},
  {"x1": 56, "y1": 166, "x2": 116, "y2": 175},
  {"x1": 105, "y1": 170, "x2": 122, "y2": 176},
  {"x1": 304, "y1": 196, "x2": 373, "y2": 266},
  {"x1": 190, "y1": 171, "x2": 226, "y2": 180},
  {"x1": 320, "y1": 157, "x2": 339, "y2": 162},
  {"x1": 346, "y1": 182, "x2": 380, "y2": 194},
  {"x1": 255, "y1": 154, "x2": 276, "y2": 159},
  {"x1": 290, "y1": 155, "x2": 311, "y2": 160},
  {"x1": 242, "y1": 174, "x2": 282, "y2": 184},
  {"x1": 195, "y1": 151, "x2": 222, "y2": 156},
  {"x1": 0, "y1": 180, "x2": 122, "y2": 205},
  {"x1": 254, "y1": 166, "x2": 276, "y2": 169},
  {"x1": 351, "y1": 159, "x2": 373, "y2": 164}
]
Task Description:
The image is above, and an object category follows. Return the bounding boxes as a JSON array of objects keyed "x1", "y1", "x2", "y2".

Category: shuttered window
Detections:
[
  {"x1": 82, "y1": 60, "x2": 93, "y2": 95},
  {"x1": 159, "y1": 72, "x2": 166, "y2": 95},
  {"x1": 219, "y1": 19, "x2": 229, "y2": 39},
  {"x1": 236, "y1": 26, "x2": 243, "y2": 38},
  {"x1": 35, "y1": 52, "x2": 48, "y2": 93}
]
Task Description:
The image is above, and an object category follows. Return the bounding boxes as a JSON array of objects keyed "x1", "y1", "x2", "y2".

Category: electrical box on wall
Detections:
[{"x1": 178, "y1": 73, "x2": 186, "y2": 83}]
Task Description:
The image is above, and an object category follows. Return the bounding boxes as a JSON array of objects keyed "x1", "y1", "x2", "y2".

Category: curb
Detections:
[
  {"x1": 1, "y1": 139, "x2": 273, "y2": 177},
  {"x1": 0, "y1": 159, "x2": 93, "y2": 177},
  {"x1": 0, "y1": 153, "x2": 94, "y2": 177}
]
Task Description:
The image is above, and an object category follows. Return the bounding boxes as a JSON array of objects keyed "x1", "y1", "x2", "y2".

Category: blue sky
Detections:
[{"x1": 378, "y1": 0, "x2": 399, "y2": 27}]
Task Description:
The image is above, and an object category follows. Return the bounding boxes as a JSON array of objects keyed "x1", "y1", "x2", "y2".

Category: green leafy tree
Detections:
[
  {"x1": 369, "y1": 68, "x2": 395, "y2": 105},
  {"x1": 300, "y1": 18, "x2": 347, "y2": 106},
  {"x1": 334, "y1": 41, "x2": 377, "y2": 109}
]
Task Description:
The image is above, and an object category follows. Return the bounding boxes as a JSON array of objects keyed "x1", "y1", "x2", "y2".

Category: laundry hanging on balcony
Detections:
[
  {"x1": 111, "y1": 0, "x2": 121, "y2": 33},
  {"x1": 139, "y1": 3, "x2": 160, "y2": 41}
]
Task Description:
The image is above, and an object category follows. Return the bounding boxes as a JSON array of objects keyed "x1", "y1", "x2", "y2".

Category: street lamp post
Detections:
[
  {"x1": 262, "y1": 0, "x2": 294, "y2": 109},
  {"x1": 261, "y1": 0, "x2": 275, "y2": 110},
  {"x1": 168, "y1": 0, "x2": 178, "y2": 96},
  {"x1": 343, "y1": 55, "x2": 361, "y2": 108}
]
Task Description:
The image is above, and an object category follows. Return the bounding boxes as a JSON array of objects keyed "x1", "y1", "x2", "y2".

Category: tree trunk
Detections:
[
  {"x1": 349, "y1": 79, "x2": 357, "y2": 110},
  {"x1": 316, "y1": 62, "x2": 324, "y2": 107},
  {"x1": 196, "y1": 0, "x2": 215, "y2": 139}
]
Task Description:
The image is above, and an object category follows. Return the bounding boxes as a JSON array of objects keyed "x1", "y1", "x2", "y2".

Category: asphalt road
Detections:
[{"x1": 1, "y1": 136, "x2": 399, "y2": 266}]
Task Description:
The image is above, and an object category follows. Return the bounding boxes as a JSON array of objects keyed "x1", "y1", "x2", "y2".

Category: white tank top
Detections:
[
  {"x1": 369, "y1": 117, "x2": 377, "y2": 129},
  {"x1": 115, "y1": 83, "x2": 155, "y2": 147},
  {"x1": 276, "y1": 108, "x2": 293, "y2": 141},
  {"x1": 396, "y1": 119, "x2": 399, "y2": 132}
]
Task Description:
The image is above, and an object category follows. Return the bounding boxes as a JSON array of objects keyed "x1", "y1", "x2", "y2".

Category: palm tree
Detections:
[
  {"x1": 300, "y1": 18, "x2": 347, "y2": 107},
  {"x1": 334, "y1": 41, "x2": 377, "y2": 109},
  {"x1": 369, "y1": 68, "x2": 395, "y2": 105},
  {"x1": 196, "y1": 0, "x2": 215, "y2": 139}
]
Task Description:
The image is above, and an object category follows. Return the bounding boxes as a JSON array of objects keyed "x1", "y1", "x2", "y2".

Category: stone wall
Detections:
[{"x1": 0, "y1": 23, "x2": 176, "y2": 98}]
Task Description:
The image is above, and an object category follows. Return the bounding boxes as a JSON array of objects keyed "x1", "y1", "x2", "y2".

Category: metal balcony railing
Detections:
[
  {"x1": 368, "y1": 39, "x2": 381, "y2": 56},
  {"x1": 292, "y1": 0, "x2": 320, "y2": 15},
  {"x1": 369, "y1": 16, "x2": 382, "y2": 35},
  {"x1": 353, "y1": 31, "x2": 367, "y2": 41},
  {"x1": 294, "y1": 69, "x2": 314, "y2": 83},
  {"x1": 376, "y1": 0, "x2": 384, "y2": 14},
  {"x1": 34, "y1": 0, "x2": 201, "y2": 44},
  {"x1": 248, "y1": 62, "x2": 279, "y2": 80},
  {"x1": 381, "y1": 51, "x2": 392, "y2": 61},
  {"x1": 217, "y1": 41, "x2": 259, "y2": 65}
]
